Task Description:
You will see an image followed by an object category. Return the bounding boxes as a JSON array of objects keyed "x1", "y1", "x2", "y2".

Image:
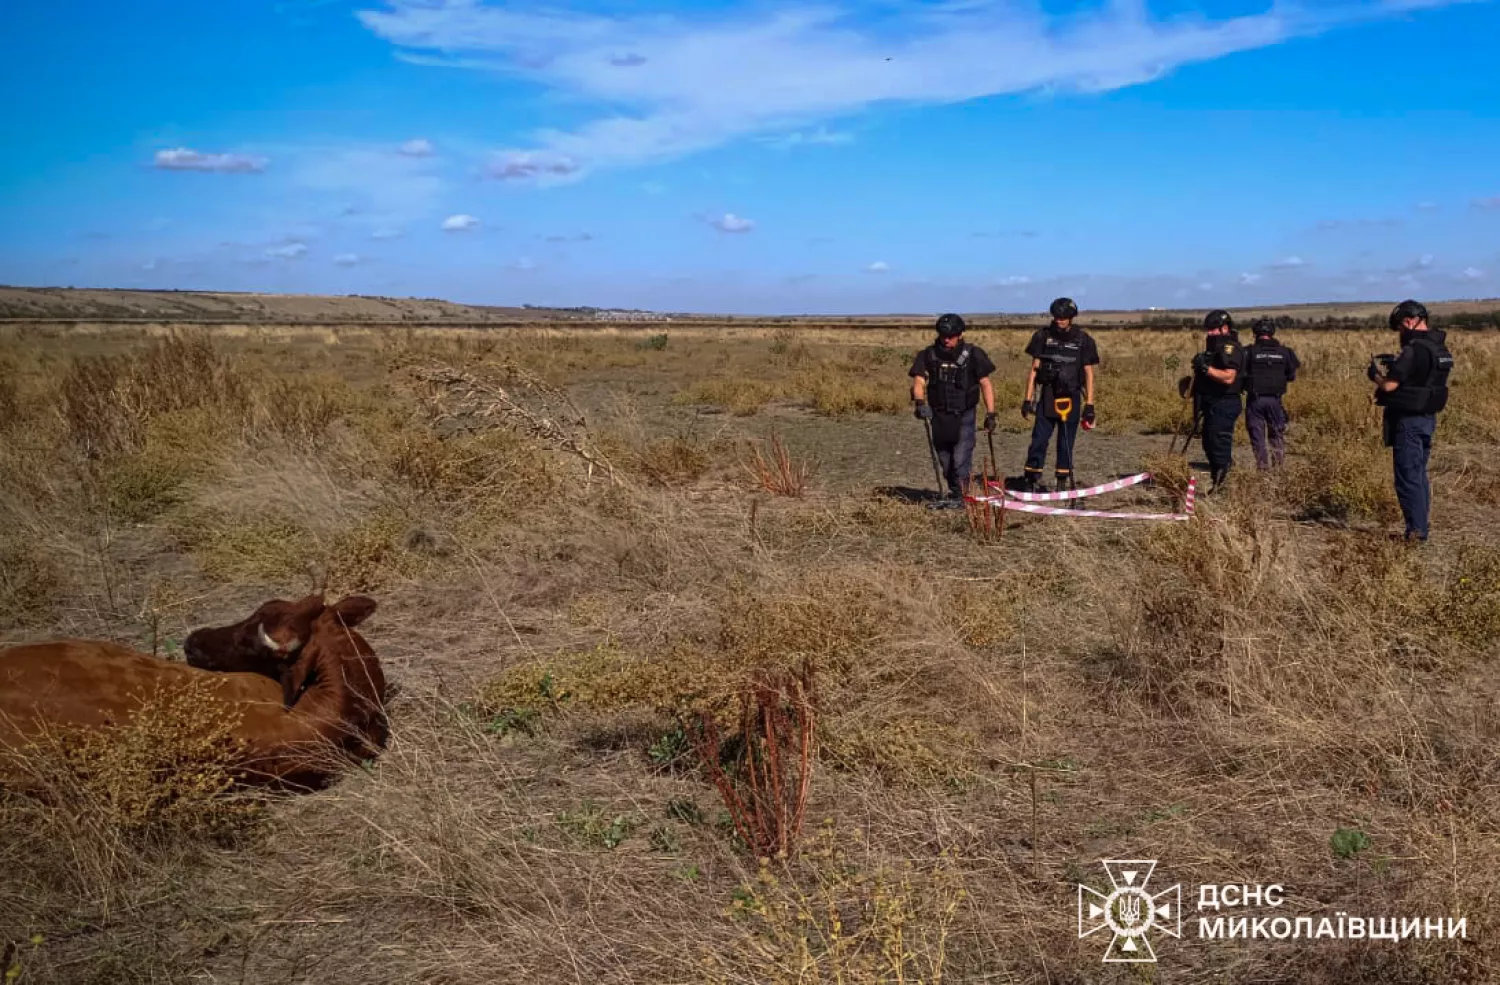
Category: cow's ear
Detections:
[{"x1": 330, "y1": 596, "x2": 377, "y2": 628}]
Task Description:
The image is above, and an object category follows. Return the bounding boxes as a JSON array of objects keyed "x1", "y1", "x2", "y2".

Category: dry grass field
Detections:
[{"x1": 2, "y1": 318, "x2": 1498, "y2": 984}]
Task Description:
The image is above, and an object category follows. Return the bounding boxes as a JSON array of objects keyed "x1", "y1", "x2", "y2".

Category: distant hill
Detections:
[
  {"x1": 1, "y1": 285, "x2": 1496, "y2": 329},
  {"x1": 0, "y1": 287, "x2": 632, "y2": 324}
]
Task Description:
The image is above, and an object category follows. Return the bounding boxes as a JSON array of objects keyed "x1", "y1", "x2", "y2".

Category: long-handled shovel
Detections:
[{"x1": 921, "y1": 417, "x2": 945, "y2": 500}]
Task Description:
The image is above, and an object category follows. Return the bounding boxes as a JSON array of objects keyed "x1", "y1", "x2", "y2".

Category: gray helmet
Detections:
[
  {"x1": 1389, "y1": 299, "x2": 1428, "y2": 331},
  {"x1": 1049, "y1": 297, "x2": 1078, "y2": 321},
  {"x1": 1204, "y1": 309, "x2": 1234, "y2": 331},
  {"x1": 935, "y1": 312, "x2": 966, "y2": 338}
]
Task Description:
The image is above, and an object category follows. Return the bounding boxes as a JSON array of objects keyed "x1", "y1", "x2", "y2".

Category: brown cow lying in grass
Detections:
[{"x1": 0, "y1": 594, "x2": 389, "y2": 793}]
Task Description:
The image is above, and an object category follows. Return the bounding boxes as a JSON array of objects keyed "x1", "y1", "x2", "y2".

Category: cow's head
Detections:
[{"x1": 183, "y1": 594, "x2": 328, "y2": 679}]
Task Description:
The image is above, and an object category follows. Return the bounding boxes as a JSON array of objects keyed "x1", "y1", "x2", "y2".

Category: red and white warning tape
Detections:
[
  {"x1": 965, "y1": 474, "x2": 1197, "y2": 521},
  {"x1": 985, "y1": 471, "x2": 1153, "y2": 502}
]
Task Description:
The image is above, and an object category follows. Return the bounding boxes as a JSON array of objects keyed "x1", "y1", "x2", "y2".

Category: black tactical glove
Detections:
[
  {"x1": 1191, "y1": 352, "x2": 1209, "y2": 374},
  {"x1": 914, "y1": 400, "x2": 932, "y2": 420},
  {"x1": 983, "y1": 411, "x2": 997, "y2": 432},
  {"x1": 1082, "y1": 404, "x2": 1096, "y2": 431},
  {"x1": 1021, "y1": 399, "x2": 1035, "y2": 419}
]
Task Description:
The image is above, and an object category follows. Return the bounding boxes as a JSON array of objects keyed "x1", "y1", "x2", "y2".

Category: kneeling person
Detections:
[{"x1": 910, "y1": 313, "x2": 998, "y2": 500}]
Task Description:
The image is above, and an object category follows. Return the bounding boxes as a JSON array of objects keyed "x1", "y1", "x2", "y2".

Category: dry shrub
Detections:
[
  {"x1": 0, "y1": 537, "x2": 61, "y2": 630},
  {"x1": 1142, "y1": 451, "x2": 1193, "y2": 501},
  {"x1": 1280, "y1": 438, "x2": 1400, "y2": 524},
  {"x1": 795, "y1": 371, "x2": 907, "y2": 417},
  {"x1": 252, "y1": 374, "x2": 350, "y2": 448},
  {"x1": 170, "y1": 506, "x2": 313, "y2": 582},
  {"x1": 4, "y1": 676, "x2": 262, "y2": 844},
  {"x1": 690, "y1": 660, "x2": 817, "y2": 858},
  {"x1": 322, "y1": 509, "x2": 433, "y2": 593},
  {"x1": 60, "y1": 332, "x2": 249, "y2": 459},
  {"x1": 674, "y1": 378, "x2": 780, "y2": 416},
  {"x1": 1438, "y1": 543, "x2": 1500, "y2": 650},
  {"x1": 743, "y1": 432, "x2": 815, "y2": 497},
  {"x1": 381, "y1": 426, "x2": 553, "y2": 514},
  {"x1": 705, "y1": 822, "x2": 966, "y2": 985}
]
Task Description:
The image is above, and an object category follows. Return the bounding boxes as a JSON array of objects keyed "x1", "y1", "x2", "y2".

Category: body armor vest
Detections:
[
  {"x1": 1246, "y1": 341, "x2": 1292, "y2": 397},
  {"x1": 926, "y1": 344, "x2": 979, "y2": 413}
]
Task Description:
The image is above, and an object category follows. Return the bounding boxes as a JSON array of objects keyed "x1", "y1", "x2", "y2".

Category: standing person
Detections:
[
  {"x1": 1242, "y1": 317, "x2": 1301, "y2": 469},
  {"x1": 1369, "y1": 299, "x2": 1453, "y2": 543},
  {"x1": 1191, "y1": 309, "x2": 1246, "y2": 491},
  {"x1": 910, "y1": 313, "x2": 998, "y2": 502},
  {"x1": 1020, "y1": 297, "x2": 1099, "y2": 492}
]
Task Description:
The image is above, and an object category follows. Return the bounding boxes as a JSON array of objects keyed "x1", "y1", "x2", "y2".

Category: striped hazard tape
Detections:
[
  {"x1": 985, "y1": 471, "x2": 1153, "y2": 502},
  {"x1": 965, "y1": 475, "x2": 1197, "y2": 521}
]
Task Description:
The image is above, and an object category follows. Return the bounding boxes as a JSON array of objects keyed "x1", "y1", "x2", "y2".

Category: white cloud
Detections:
[
  {"x1": 1416, "y1": 201, "x2": 1441, "y2": 212},
  {"x1": 1463, "y1": 266, "x2": 1485, "y2": 280},
  {"x1": 1272, "y1": 256, "x2": 1306, "y2": 269},
  {"x1": 266, "y1": 242, "x2": 309, "y2": 259},
  {"x1": 142, "y1": 260, "x2": 158, "y2": 271},
  {"x1": 512, "y1": 257, "x2": 538, "y2": 271},
  {"x1": 1198, "y1": 282, "x2": 1215, "y2": 292},
  {"x1": 1238, "y1": 272, "x2": 1262, "y2": 285},
  {"x1": 706, "y1": 212, "x2": 755, "y2": 233},
  {"x1": 867, "y1": 261, "x2": 890, "y2": 273},
  {"x1": 1417, "y1": 253, "x2": 1435, "y2": 268},
  {"x1": 334, "y1": 253, "x2": 364, "y2": 266},
  {"x1": 764, "y1": 126, "x2": 855, "y2": 150},
  {"x1": 442, "y1": 213, "x2": 480, "y2": 231},
  {"x1": 398, "y1": 138, "x2": 435, "y2": 157},
  {"x1": 994, "y1": 275, "x2": 1032, "y2": 287},
  {"x1": 154, "y1": 147, "x2": 267, "y2": 173},
  {"x1": 357, "y1": 0, "x2": 1460, "y2": 180},
  {"x1": 372, "y1": 226, "x2": 403, "y2": 240},
  {"x1": 486, "y1": 150, "x2": 582, "y2": 183}
]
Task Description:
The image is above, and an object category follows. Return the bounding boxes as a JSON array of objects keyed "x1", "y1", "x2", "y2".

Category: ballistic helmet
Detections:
[
  {"x1": 1252, "y1": 317, "x2": 1276, "y2": 337},
  {"x1": 935, "y1": 312, "x2": 966, "y2": 338},
  {"x1": 1050, "y1": 297, "x2": 1079, "y2": 321},
  {"x1": 1204, "y1": 309, "x2": 1234, "y2": 331},
  {"x1": 1389, "y1": 299, "x2": 1429, "y2": 331}
]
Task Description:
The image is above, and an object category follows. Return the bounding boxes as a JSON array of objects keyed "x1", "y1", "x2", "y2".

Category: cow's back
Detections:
[{"x1": 0, "y1": 639, "x2": 282, "y2": 747}]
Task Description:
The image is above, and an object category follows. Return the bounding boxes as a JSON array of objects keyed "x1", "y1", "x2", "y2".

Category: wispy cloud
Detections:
[
  {"x1": 544, "y1": 232, "x2": 594, "y2": 243},
  {"x1": 398, "y1": 138, "x2": 435, "y2": 157},
  {"x1": 1463, "y1": 266, "x2": 1485, "y2": 280},
  {"x1": 993, "y1": 275, "x2": 1032, "y2": 287},
  {"x1": 266, "y1": 242, "x2": 309, "y2": 259},
  {"x1": 1271, "y1": 256, "x2": 1307, "y2": 269},
  {"x1": 372, "y1": 226, "x2": 403, "y2": 240},
  {"x1": 356, "y1": 0, "x2": 1455, "y2": 181},
  {"x1": 764, "y1": 126, "x2": 855, "y2": 150},
  {"x1": 486, "y1": 150, "x2": 582, "y2": 182},
  {"x1": 442, "y1": 213, "x2": 479, "y2": 231},
  {"x1": 334, "y1": 253, "x2": 364, "y2": 266},
  {"x1": 706, "y1": 212, "x2": 755, "y2": 233},
  {"x1": 867, "y1": 260, "x2": 890, "y2": 274},
  {"x1": 1238, "y1": 272, "x2": 1263, "y2": 285},
  {"x1": 154, "y1": 148, "x2": 267, "y2": 173}
]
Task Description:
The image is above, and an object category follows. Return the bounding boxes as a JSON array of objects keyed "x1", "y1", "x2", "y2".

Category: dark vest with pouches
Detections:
[
  {"x1": 926, "y1": 343, "x2": 980, "y2": 414},
  {"x1": 1034, "y1": 327, "x2": 1087, "y2": 419},
  {"x1": 1246, "y1": 339, "x2": 1292, "y2": 397},
  {"x1": 1379, "y1": 330, "x2": 1453, "y2": 415}
]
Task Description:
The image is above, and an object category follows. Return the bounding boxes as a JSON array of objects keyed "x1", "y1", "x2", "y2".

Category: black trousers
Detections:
[
  {"x1": 1201, "y1": 395, "x2": 1242, "y2": 482},
  {"x1": 929, "y1": 409, "x2": 977, "y2": 497},
  {"x1": 1024, "y1": 409, "x2": 1081, "y2": 482}
]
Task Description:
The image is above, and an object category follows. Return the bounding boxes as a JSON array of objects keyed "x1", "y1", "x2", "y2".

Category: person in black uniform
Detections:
[
  {"x1": 1242, "y1": 317, "x2": 1300, "y2": 470},
  {"x1": 1191, "y1": 309, "x2": 1246, "y2": 491},
  {"x1": 1020, "y1": 297, "x2": 1099, "y2": 491},
  {"x1": 1369, "y1": 299, "x2": 1453, "y2": 543},
  {"x1": 910, "y1": 313, "x2": 998, "y2": 501}
]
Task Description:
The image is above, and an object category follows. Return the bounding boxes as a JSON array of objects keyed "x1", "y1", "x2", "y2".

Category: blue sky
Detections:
[{"x1": 1, "y1": 0, "x2": 1497, "y2": 315}]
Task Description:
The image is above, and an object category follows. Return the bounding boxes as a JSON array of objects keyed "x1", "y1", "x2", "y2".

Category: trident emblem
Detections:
[{"x1": 1077, "y1": 860, "x2": 1182, "y2": 963}]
